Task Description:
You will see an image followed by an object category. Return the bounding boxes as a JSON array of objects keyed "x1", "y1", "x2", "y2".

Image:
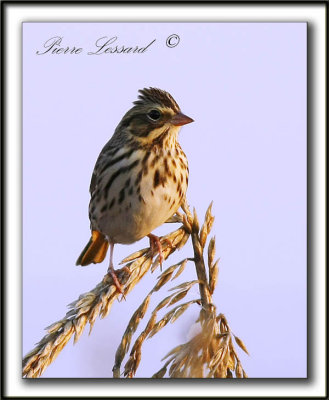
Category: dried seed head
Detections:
[
  {"x1": 165, "y1": 212, "x2": 183, "y2": 224},
  {"x1": 182, "y1": 214, "x2": 192, "y2": 233},
  {"x1": 181, "y1": 198, "x2": 193, "y2": 224},
  {"x1": 207, "y1": 237, "x2": 216, "y2": 270},
  {"x1": 209, "y1": 259, "x2": 219, "y2": 295},
  {"x1": 236, "y1": 361, "x2": 243, "y2": 378},
  {"x1": 204, "y1": 202, "x2": 214, "y2": 229},
  {"x1": 168, "y1": 290, "x2": 189, "y2": 306},
  {"x1": 199, "y1": 223, "x2": 208, "y2": 249},
  {"x1": 172, "y1": 259, "x2": 188, "y2": 280},
  {"x1": 120, "y1": 248, "x2": 149, "y2": 264},
  {"x1": 154, "y1": 306, "x2": 248, "y2": 379},
  {"x1": 154, "y1": 295, "x2": 172, "y2": 312},
  {"x1": 175, "y1": 231, "x2": 190, "y2": 249},
  {"x1": 152, "y1": 366, "x2": 167, "y2": 378},
  {"x1": 227, "y1": 351, "x2": 236, "y2": 371},
  {"x1": 23, "y1": 203, "x2": 248, "y2": 381},
  {"x1": 153, "y1": 272, "x2": 173, "y2": 291},
  {"x1": 148, "y1": 319, "x2": 168, "y2": 338},
  {"x1": 234, "y1": 335, "x2": 250, "y2": 355},
  {"x1": 192, "y1": 208, "x2": 200, "y2": 232}
]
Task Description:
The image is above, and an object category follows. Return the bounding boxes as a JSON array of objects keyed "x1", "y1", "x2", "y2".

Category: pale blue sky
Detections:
[{"x1": 23, "y1": 22, "x2": 306, "y2": 378}]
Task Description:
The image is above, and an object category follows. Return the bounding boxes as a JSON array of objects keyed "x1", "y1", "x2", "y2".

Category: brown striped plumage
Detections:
[{"x1": 76, "y1": 88, "x2": 193, "y2": 291}]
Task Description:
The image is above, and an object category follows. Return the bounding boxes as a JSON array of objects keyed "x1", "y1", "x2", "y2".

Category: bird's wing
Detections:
[
  {"x1": 89, "y1": 171, "x2": 98, "y2": 195},
  {"x1": 89, "y1": 130, "x2": 125, "y2": 195}
]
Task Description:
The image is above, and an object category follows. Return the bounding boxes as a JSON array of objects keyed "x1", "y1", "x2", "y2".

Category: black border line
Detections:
[{"x1": 1, "y1": 1, "x2": 327, "y2": 399}]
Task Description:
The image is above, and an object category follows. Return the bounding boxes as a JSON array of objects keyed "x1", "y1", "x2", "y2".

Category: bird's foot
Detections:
[
  {"x1": 148, "y1": 233, "x2": 168, "y2": 267},
  {"x1": 107, "y1": 266, "x2": 125, "y2": 299},
  {"x1": 163, "y1": 237, "x2": 175, "y2": 250}
]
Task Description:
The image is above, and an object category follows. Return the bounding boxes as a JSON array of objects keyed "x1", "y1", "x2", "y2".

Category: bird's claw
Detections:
[
  {"x1": 148, "y1": 234, "x2": 175, "y2": 267},
  {"x1": 107, "y1": 267, "x2": 126, "y2": 300}
]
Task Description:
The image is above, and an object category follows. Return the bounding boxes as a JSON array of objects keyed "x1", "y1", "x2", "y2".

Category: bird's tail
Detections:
[{"x1": 76, "y1": 230, "x2": 109, "y2": 266}]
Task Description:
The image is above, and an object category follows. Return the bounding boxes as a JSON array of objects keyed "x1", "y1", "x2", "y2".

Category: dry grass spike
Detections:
[{"x1": 23, "y1": 202, "x2": 249, "y2": 379}]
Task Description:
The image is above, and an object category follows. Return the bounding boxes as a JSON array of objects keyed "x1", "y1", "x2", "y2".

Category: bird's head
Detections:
[{"x1": 117, "y1": 87, "x2": 194, "y2": 145}]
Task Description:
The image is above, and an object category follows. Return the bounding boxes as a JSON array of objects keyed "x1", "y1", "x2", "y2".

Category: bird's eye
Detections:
[{"x1": 148, "y1": 109, "x2": 161, "y2": 121}]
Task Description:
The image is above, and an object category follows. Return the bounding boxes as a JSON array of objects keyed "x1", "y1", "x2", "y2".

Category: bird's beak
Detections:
[{"x1": 171, "y1": 112, "x2": 194, "y2": 126}]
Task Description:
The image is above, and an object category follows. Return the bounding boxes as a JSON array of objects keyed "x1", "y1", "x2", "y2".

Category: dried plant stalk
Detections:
[
  {"x1": 191, "y1": 204, "x2": 213, "y2": 306},
  {"x1": 153, "y1": 308, "x2": 248, "y2": 379},
  {"x1": 23, "y1": 201, "x2": 249, "y2": 379},
  {"x1": 23, "y1": 216, "x2": 191, "y2": 378},
  {"x1": 117, "y1": 201, "x2": 249, "y2": 379},
  {"x1": 113, "y1": 258, "x2": 193, "y2": 377},
  {"x1": 150, "y1": 203, "x2": 248, "y2": 378}
]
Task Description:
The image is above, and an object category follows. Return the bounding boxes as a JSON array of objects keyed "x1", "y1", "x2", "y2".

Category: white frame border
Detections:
[{"x1": 3, "y1": 3, "x2": 327, "y2": 398}]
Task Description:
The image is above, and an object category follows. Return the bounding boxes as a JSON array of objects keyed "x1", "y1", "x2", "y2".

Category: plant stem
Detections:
[{"x1": 191, "y1": 225, "x2": 212, "y2": 308}]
